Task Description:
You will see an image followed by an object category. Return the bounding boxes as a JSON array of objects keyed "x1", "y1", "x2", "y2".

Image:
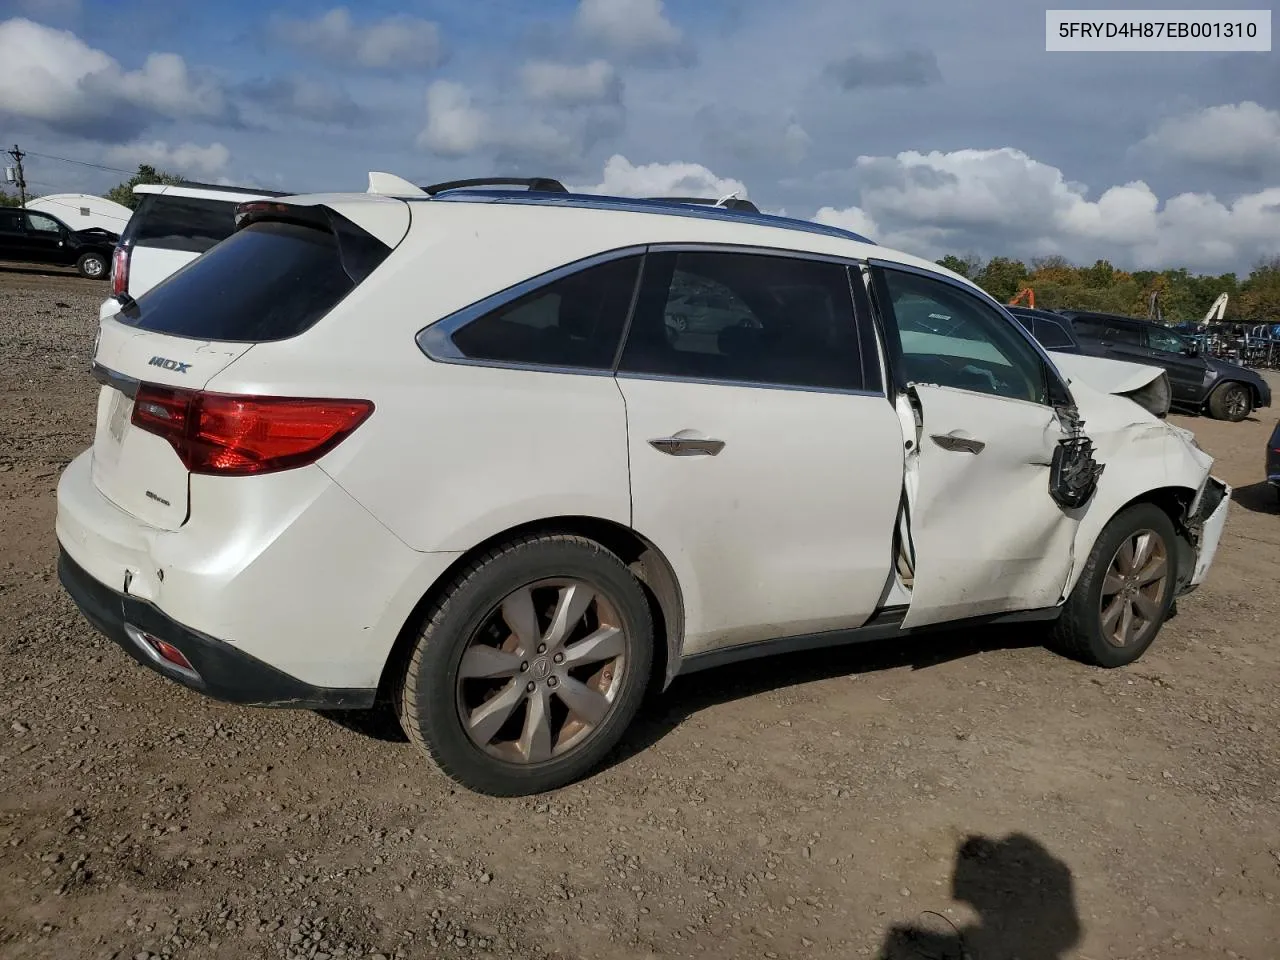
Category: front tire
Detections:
[
  {"x1": 396, "y1": 534, "x2": 653, "y2": 796},
  {"x1": 1208, "y1": 382, "x2": 1251, "y2": 421},
  {"x1": 1049, "y1": 504, "x2": 1177, "y2": 668},
  {"x1": 76, "y1": 251, "x2": 108, "y2": 280}
]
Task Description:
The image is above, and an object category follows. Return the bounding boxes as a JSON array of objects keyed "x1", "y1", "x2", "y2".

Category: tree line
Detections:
[{"x1": 938, "y1": 253, "x2": 1280, "y2": 324}]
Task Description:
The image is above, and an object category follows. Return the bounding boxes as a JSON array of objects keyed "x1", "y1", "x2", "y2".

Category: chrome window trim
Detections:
[
  {"x1": 866, "y1": 257, "x2": 1074, "y2": 407},
  {"x1": 416, "y1": 242, "x2": 889, "y2": 398}
]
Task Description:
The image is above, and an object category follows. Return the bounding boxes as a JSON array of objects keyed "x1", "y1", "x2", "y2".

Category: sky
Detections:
[{"x1": 0, "y1": 0, "x2": 1277, "y2": 274}]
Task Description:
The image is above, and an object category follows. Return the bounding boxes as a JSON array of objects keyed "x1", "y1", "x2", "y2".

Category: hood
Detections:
[
  {"x1": 1049, "y1": 350, "x2": 1172, "y2": 418},
  {"x1": 1205, "y1": 353, "x2": 1264, "y2": 383},
  {"x1": 73, "y1": 226, "x2": 120, "y2": 243}
]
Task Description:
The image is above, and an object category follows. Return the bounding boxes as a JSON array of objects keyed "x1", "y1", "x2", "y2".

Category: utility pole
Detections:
[{"x1": 5, "y1": 144, "x2": 27, "y2": 206}]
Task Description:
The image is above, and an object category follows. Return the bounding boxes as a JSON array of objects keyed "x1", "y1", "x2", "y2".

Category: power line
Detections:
[{"x1": 21, "y1": 150, "x2": 136, "y2": 175}]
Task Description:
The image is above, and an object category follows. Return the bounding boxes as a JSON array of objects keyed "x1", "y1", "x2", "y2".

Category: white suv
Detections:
[{"x1": 56, "y1": 178, "x2": 1231, "y2": 796}]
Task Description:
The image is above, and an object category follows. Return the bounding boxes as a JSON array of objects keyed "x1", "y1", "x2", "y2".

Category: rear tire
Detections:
[
  {"x1": 76, "y1": 251, "x2": 108, "y2": 280},
  {"x1": 1049, "y1": 504, "x2": 1177, "y2": 668},
  {"x1": 1208, "y1": 382, "x2": 1251, "y2": 421},
  {"x1": 396, "y1": 534, "x2": 653, "y2": 796}
]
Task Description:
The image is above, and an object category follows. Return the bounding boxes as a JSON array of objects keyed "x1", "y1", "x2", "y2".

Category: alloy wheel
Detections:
[
  {"x1": 455, "y1": 579, "x2": 628, "y2": 764},
  {"x1": 1224, "y1": 387, "x2": 1249, "y2": 419},
  {"x1": 1099, "y1": 529, "x2": 1169, "y2": 648}
]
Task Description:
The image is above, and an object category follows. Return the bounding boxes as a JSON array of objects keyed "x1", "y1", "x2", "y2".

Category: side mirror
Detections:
[{"x1": 1183, "y1": 344, "x2": 1200, "y2": 357}]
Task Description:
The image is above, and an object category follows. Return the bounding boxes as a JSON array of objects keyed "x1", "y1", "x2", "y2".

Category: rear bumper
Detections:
[{"x1": 59, "y1": 546, "x2": 375, "y2": 709}]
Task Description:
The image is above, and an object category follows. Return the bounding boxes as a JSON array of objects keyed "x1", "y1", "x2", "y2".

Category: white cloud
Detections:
[
  {"x1": 103, "y1": 140, "x2": 231, "y2": 178},
  {"x1": 814, "y1": 146, "x2": 1280, "y2": 272},
  {"x1": 273, "y1": 7, "x2": 442, "y2": 70},
  {"x1": 418, "y1": 81, "x2": 487, "y2": 157},
  {"x1": 239, "y1": 75, "x2": 360, "y2": 125},
  {"x1": 569, "y1": 154, "x2": 748, "y2": 200},
  {"x1": 1138, "y1": 101, "x2": 1280, "y2": 174},
  {"x1": 573, "y1": 0, "x2": 690, "y2": 64},
  {"x1": 0, "y1": 18, "x2": 226, "y2": 136},
  {"x1": 813, "y1": 205, "x2": 879, "y2": 238},
  {"x1": 521, "y1": 59, "x2": 620, "y2": 105}
]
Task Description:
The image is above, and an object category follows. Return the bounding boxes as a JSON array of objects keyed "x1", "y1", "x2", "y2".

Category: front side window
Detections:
[
  {"x1": 1146, "y1": 326, "x2": 1186, "y2": 354},
  {"x1": 618, "y1": 251, "x2": 865, "y2": 391},
  {"x1": 450, "y1": 255, "x2": 641, "y2": 370},
  {"x1": 25, "y1": 213, "x2": 61, "y2": 234},
  {"x1": 881, "y1": 268, "x2": 1049, "y2": 404}
]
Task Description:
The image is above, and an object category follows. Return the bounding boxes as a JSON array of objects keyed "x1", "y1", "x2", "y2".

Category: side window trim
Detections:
[
  {"x1": 415, "y1": 244, "x2": 650, "y2": 376},
  {"x1": 419, "y1": 242, "x2": 887, "y2": 397},
  {"x1": 866, "y1": 258, "x2": 1071, "y2": 407}
]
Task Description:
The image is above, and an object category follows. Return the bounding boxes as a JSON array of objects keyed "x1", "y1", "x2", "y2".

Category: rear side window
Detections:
[
  {"x1": 127, "y1": 195, "x2": 239, "y2": 253},
  {"x1": 618, "y1": 251, "x2": 865, "y2": 391},
  {"x1": 450, "y1": 256, "x2": 642, "y2": 370},
  {"x1": 0, "y1": 210, "x2": 21, "y2": 233},
  {"x1": 117, "y1": 216, "x2": 390, "y2": 342}
]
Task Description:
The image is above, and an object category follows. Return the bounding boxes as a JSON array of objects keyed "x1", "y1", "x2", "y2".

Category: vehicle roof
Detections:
[
  {"x1": 278, "y1": 188, "x2": 981, "y2": 292},
  {"x1": 1008, "y1": 306, "x2": 1070, "y2": 321},
  {"x1": 1058, "y1": 310, "x2": 1147, "y2": 324},
  {"x1": 133, "y1": 180, "x2": 288, "y2": 200}
]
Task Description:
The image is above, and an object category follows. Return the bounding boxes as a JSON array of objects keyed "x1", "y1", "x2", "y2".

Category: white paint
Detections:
[{"x1": 24, "y1": 193, "x2": 132, "y2": 234}]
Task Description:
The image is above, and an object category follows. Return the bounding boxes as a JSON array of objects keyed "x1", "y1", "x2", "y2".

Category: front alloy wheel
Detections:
[
  {"x1": 1048, "y1": 503, "x2": 1178, "y2": 668},
  {"x1": 1099, "y1": 529, "x2": 1168, "y2": 649}
]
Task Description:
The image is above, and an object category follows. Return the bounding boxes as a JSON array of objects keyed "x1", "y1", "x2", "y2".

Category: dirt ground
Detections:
[{"x1": 1, "y1": 264, "x2": 1277, "y2": 960}]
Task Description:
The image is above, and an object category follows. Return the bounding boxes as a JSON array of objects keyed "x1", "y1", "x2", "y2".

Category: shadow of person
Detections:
[
  {"x1": 1230, "y1": 481, "x2": 1278, "y2": 515},
  {"x1": 875, "y1": 833, "x2": 1081, "y2": 960}
]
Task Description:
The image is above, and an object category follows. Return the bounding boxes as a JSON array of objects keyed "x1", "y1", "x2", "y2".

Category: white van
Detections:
[{"x1": 103, "y1": 181, "x2": 285, "y2": 319}]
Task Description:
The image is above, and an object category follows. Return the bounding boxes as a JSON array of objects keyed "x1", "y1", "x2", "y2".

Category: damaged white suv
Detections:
[{"x1": 56, "y1": 176, "x2": 1231, "y2": 796}]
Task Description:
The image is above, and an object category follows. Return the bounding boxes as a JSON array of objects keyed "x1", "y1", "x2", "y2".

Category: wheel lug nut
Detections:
[
  {"x1": 547, "y1": 676, "x2": 558, "y2": 688},
  {"x1": 537, "y1": 644, "x2": 547, "y2": 654},
  {"x1": 520, "y1": 662, "x2": 529, "y2": 672},
  {"x1": 526, "y1": 681, "x2": 536, "y2": 692},
  {"x1": 553, "y1": 653, "x2": 564, "y2": 664}
]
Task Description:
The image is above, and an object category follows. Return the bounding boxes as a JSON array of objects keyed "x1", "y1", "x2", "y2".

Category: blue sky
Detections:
[{"x1": 1, "y1": 0, "x2": 1277, "y2": 273}]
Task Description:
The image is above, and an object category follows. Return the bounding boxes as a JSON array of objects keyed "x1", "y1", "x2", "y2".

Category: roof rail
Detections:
[
  {"x1": 424, "y1": 177, "x2": 568, "y2": 196},
  {"x1": 644, "y1": 196, "x2": 760, "y2": 213}
]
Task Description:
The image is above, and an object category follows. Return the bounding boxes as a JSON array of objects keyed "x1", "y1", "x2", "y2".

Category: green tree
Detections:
[
  {"x1": 0, "y1": 188, "x2": 20, "y2": 207},
  {"x1": 936, "y1": 254, "x2": 982, "y2": 279},
  {"x1": 1082, "y1": 259, "x2": 1116, "y2": 289},
  {"x1": 974, "y1": 256, "x2": 1028, "y2": 302},
  {"x1": 1239, "y1": 256, "x2": 1280, "y2": 321},
  {"x1": 105, "y1": 163, "x2": 184, "y2": 210}
]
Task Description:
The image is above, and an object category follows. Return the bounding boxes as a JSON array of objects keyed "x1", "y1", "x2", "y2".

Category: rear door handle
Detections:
[
  {"x1": 930, "y1": 434, "x2": 985, "y2": 455},
  {"x1": 649, "y1": 436, "x2": 725, "y2": 457}
]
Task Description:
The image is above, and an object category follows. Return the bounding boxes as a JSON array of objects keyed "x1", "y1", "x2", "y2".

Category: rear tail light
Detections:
[
  {"x1": 110, "y1": 245, "x2": 130, "y2": 297},
  {"x1": 131, "y1": 386, "x2": 373, "y2": 476}
]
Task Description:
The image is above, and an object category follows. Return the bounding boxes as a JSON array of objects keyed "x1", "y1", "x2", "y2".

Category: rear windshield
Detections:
[
  {"x1": 116, "y1": 216, "x2": 390, "y2": 342},
  {"x1": 126, "y1": 195, "x2": 240, "y2": 254}
]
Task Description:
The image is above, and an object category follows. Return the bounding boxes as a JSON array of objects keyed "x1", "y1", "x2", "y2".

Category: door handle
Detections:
[
  {"x1": 649, "y1": 436, "x2": 725, "y2": 457},
  {"x1": 930, "y1": 434, "x2": 985, "y2": 455}
]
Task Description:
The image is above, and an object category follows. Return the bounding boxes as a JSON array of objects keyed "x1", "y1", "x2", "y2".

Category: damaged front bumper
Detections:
[{"x1": 1180, "y1": 476, "x2": 1230, "y2": 594}]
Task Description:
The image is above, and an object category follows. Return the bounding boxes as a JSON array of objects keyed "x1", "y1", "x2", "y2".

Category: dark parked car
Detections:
[
  {"x1": 1057, "y1": 310, "x2": 1271, "y2": 422},
  {"x1": 1268, "y1": 421, "x2": 1280, "y2": 502},
  {"x1": 0, "y1": 207, "x2": 117, "y2": 279},
  {"x1": 1007, "y1": 306, "x2": 1082, "y2": 353}
]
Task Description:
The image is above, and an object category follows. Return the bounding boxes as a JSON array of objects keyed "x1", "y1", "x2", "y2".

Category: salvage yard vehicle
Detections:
[
  {"x1": 104, "y1": 180, "x2": 287, "y2": 313},
  {"x1": 0, "y1": 207, "x2": 117, "y2": 279},
  {"x1": 1058, "y1": 310, "x2": 1271, "y2": 422},
  {"x1": 57, "y1": 176, "x2": 1231, "y2": 796}
]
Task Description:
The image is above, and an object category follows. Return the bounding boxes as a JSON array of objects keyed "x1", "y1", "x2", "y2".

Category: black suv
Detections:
[
  {"x1": 1007, "y1": 306, "x2": 1082, "y2": 353},
  {"x1": 0, "y1": 207, "x2": 117, "y2": 279},
  {"x1": 1057, "y1": 310, "x2": 1271, "y2": 422}
]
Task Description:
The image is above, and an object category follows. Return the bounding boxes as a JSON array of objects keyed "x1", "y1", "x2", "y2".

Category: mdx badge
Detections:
[{"x1": 148, "y1": 356, "x2": 191, "y2": 374}]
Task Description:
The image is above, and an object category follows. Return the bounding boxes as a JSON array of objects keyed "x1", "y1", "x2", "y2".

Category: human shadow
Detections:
[
  {"x1": 876, "y1": 832, "x2": 1081, "y2": 960},
  {"x1": 1230, "y1": 481, "x2": 1277, "y2": 515}
]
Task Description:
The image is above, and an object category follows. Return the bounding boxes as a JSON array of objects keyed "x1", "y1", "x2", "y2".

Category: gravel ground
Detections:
[{"x1": 1, "y1": 264, "x2": 1278, "y2": 960}]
